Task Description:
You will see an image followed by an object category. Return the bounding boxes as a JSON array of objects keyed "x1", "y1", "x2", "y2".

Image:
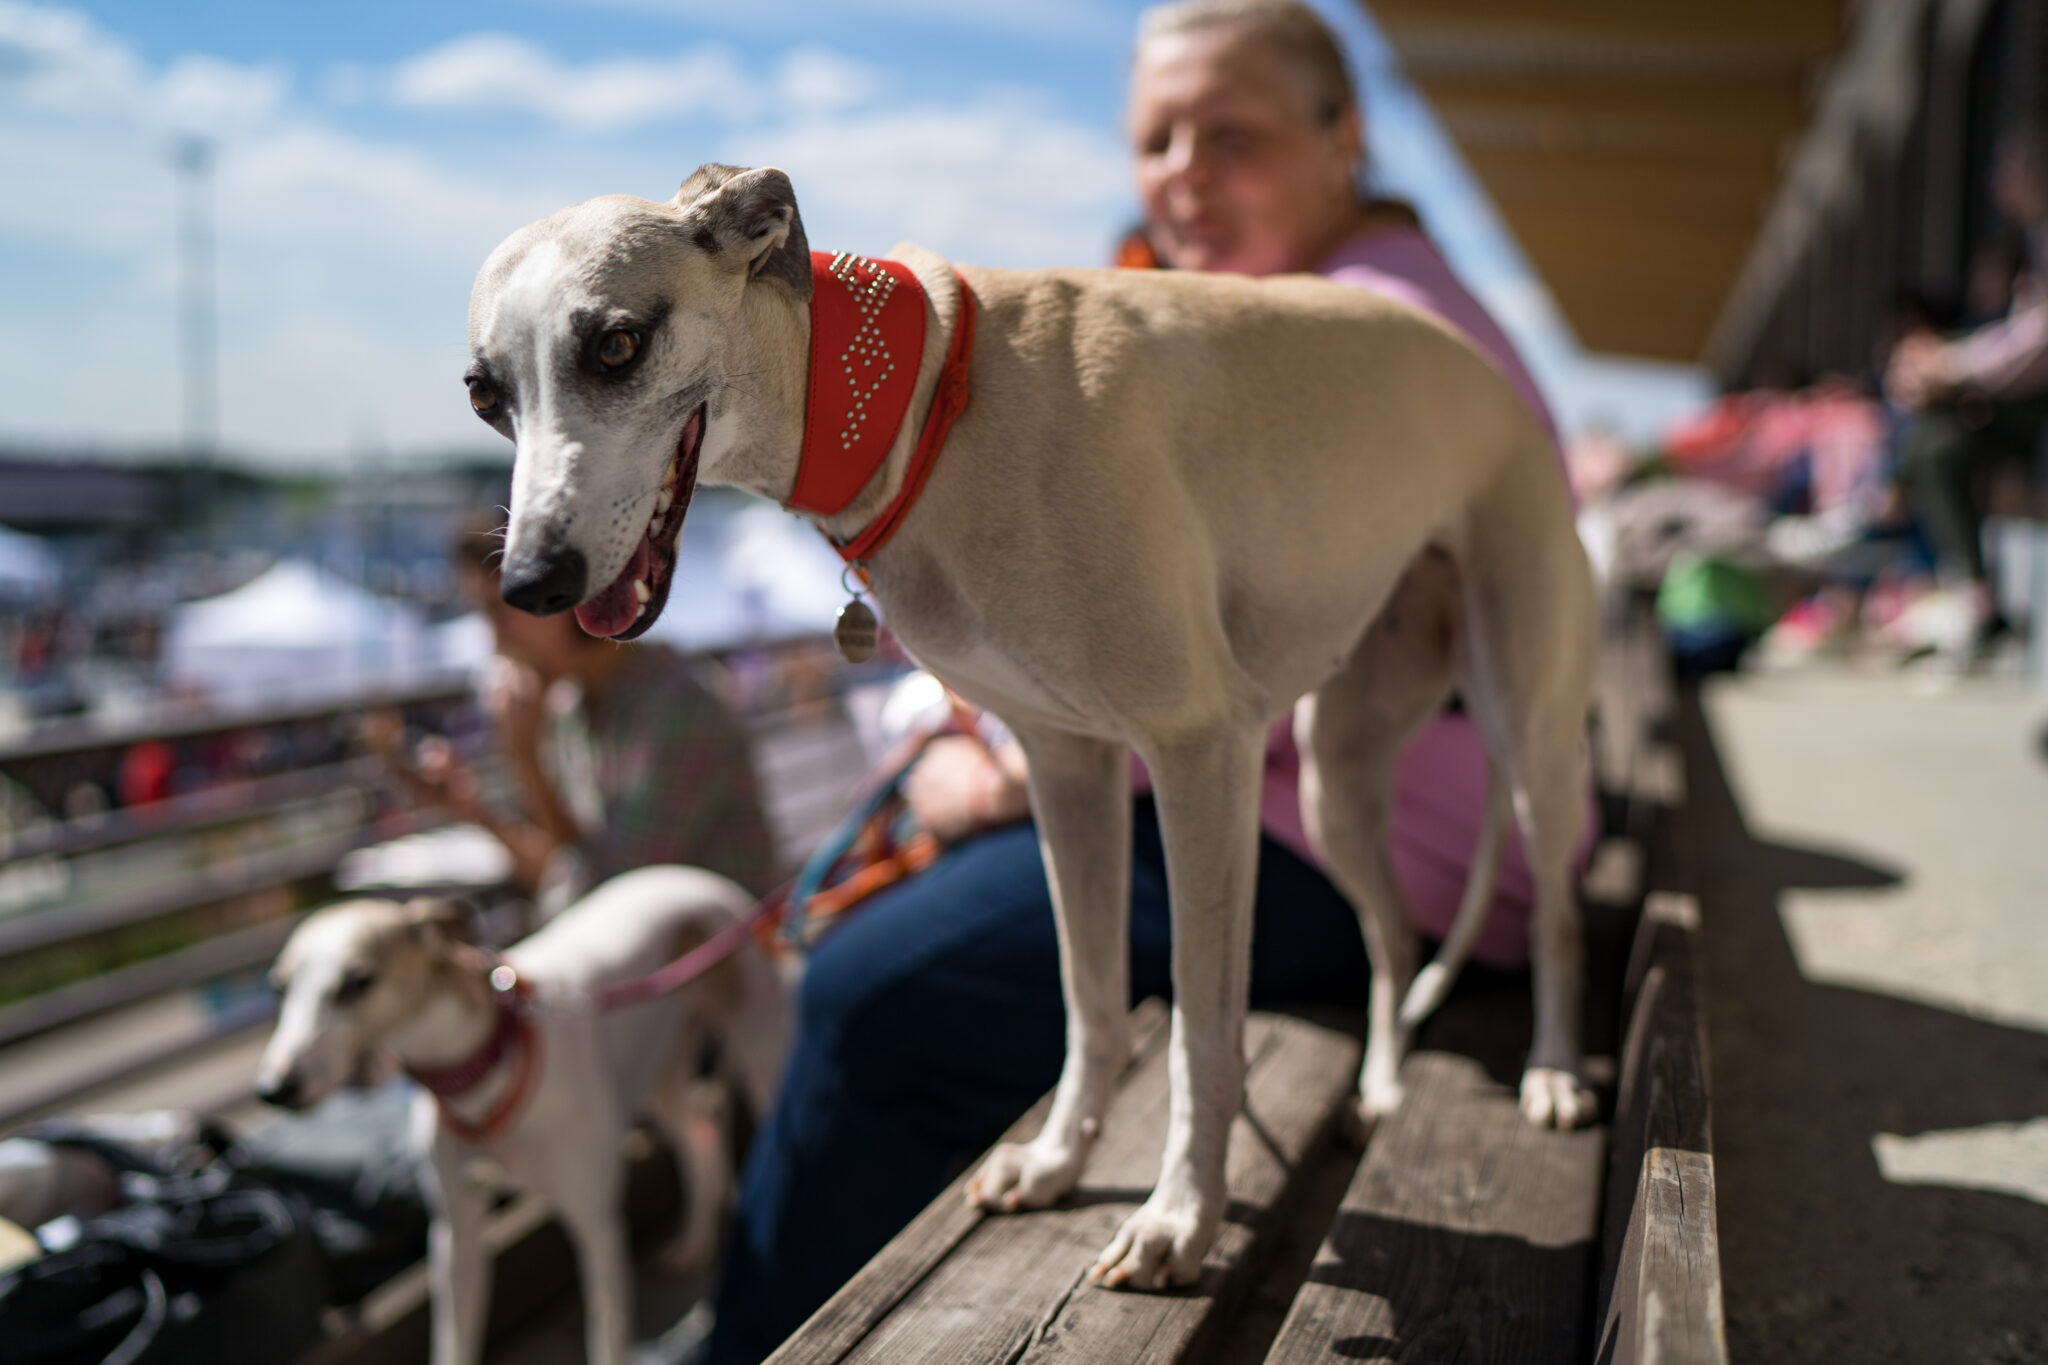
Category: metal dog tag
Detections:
[{"x1": 834, "y1": 597, "x2": 879, "y2": 663}]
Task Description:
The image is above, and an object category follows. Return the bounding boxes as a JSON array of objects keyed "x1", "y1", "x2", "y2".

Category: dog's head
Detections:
[
  {"x1": 255, "y1": 898, "x2": 474, "y2": 1111},
  {"x1": 467, "y1": 164, "x2": 813, "y2": 640}
]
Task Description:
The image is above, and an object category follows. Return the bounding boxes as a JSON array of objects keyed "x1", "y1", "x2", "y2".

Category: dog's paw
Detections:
[
  {"x1": 1086, "y1": 1197, "x2": 1210, "y2": 1292},
  {"x1": 1519, "y1": 1066, "x2": 1598, "y2": 1129},
  {"x1": 964, "y1": 1139, "x2": 1085, "y2": 1213},
  {"x1": 1357, "y1": 1062, "x2": 1406, "y2": 1126}
]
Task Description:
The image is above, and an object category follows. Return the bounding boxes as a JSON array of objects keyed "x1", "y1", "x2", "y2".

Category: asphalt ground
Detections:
[{"x1": 1675, "y1": 666, "x2": 2048, "y2": 1364}]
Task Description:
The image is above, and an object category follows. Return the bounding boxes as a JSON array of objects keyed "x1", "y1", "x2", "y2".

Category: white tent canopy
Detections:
[
  {"x1": 0, "y1": 525, "x2": 60, "y2": 597},
  {"x1": 644, "y1": 497, "x2": 847, "y2": 650},
  {"x1": 164, "y1": 560, "x2": 432, "y2": 703}
]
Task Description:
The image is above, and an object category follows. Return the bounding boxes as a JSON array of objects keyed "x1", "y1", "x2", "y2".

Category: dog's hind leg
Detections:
[
  {"x1": 1294, "y1": 630, "x2": 1458, "y2": 1129},
  {"x1": 1090, "y1": 723, "x2": 1267, "y2": 1289},
  {"x1": 1295, "y1": 552, "x2": 1463, "y2": 1127},
  {"x1": 966, "y1": 727, "x2": 1132, "y2": 1214},
  {"x1": 1457, "y1": 450, "x2": 1600, "y2": 1130},
  {"x1": 647, "y1": 1044, "x2": 731, "y2": 1277}
]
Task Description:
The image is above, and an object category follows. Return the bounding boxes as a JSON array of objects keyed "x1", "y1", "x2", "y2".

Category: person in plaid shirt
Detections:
[{"x1": 396, "y1": 513, "x2": 775, "y2": 912}]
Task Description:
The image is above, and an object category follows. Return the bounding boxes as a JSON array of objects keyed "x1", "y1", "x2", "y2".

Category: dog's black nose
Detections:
[
  {"x1": 500, "y1": 547, "x2": 587, "y2": 616},
  {"x1": 258, "y1": 1074, "x2": 304, "y2": 1110}
]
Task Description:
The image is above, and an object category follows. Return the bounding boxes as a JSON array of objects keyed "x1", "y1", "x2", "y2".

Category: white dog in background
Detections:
[
  {"x1": 468, "y1": 164, "x2": 1598, "y2": 1292},
  {"x1": 256, "y1": 866, "x2": 790, "y2": 1365}
]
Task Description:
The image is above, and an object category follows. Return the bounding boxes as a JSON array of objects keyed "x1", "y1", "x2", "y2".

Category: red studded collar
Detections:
[
  {"x1": 788, "y1": 251, "x2": 978, "y2": 565},
  {"x1": 404, "y1": 973, "x2": 539, "y2": 1145}
]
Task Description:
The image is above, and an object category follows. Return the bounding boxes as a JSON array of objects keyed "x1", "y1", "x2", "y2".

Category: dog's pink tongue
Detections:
[{"x1": 574, "y1": 536, "x2": 651, "y2": 638}]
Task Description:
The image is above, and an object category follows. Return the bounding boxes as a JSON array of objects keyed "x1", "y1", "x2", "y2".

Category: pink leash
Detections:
[
  {"x1": 492, "y1": 706, "x2": 967, "y2": 1015},
  {"x1": 583, "y1": 885, "x2": 790, "y2": 1012},
  {"x1": 488, "y1": 883, "x2": 792, "y2": 1016}
]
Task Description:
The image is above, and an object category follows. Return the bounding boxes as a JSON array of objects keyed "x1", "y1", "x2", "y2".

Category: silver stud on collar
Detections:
[{"x1": 828, "y1": 252, "x2": 903, "y2": 449}]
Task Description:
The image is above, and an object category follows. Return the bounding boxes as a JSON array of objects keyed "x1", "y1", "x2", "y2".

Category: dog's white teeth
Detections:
[
  {"x1": 656, "y1": 487, "x2": 674, "y2": 514},
  {"x1": 634, "y1": 601, "x2": 646, "y2": 620},
  {"x1": 634, "y1": 579, "x2": 651, "y2": 604}
]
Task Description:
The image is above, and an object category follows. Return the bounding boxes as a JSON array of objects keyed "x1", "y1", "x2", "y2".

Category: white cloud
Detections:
[
  {"x1": 0, "y1": 6, "x2": 1133, "y2": 462},
  {"x1": 320, "y1": 60, "x2": 377, "y2": 107},
  {"x1": 0, "y1": 0, "x2": 146, "y2": 116},
  {"x1": 157, "y1": 53, "x2": 288, "y2": 135},
  {"x1": 0, "y1": 2, "x2": 285, "y2": 134},
  {"x1": 849, "y1": 0, "x2": 1122, "y2": 41},
  {"x1": 775, "y1": 47, "x2": 885, "y2": 115},
  {"x1": 388, "y1": 32, "x2": 757, "y2": 132},
  {"x1": 735, "y1": 97, "x2": 1131, "y2": 267},
  {"x1": 381, "y1": 35, "x2": 894, "y2": 131},
  {"x1": 555, "y1": 0, "x2": 1124, "y2": 44},
  {"x1": 220, "y1": 124, "x2": 569, "y2": 261}
]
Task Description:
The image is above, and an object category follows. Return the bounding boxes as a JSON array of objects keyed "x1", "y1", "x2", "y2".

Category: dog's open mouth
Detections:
[{"x1": 574, "y1": 405, "x2": 705, "y2": 641}]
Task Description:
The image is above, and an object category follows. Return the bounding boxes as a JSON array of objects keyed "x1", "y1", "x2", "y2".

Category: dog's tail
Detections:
[{"x1": 1398, "y1": 771, "x2": 1512, "y2": 1028}]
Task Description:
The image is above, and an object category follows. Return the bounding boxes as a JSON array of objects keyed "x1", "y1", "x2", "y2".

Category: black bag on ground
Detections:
[
  {"x1": 231, "y1": 1080, "x2": 431, "y2": 1307},
  {"x1": 0, "y1": 1163, "x2": 325, "y2": 1365}
]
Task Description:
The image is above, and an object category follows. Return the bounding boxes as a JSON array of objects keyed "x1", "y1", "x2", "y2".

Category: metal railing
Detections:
[{"x1": 0, "y1": 640, "x2": 883, "y2": 1129}]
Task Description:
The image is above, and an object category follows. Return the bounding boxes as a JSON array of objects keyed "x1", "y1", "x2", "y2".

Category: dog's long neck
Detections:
[
  {"x1": 701, "y1": 278, "x2": 812, "y2": 506},
  {"x1": 383, "y1": 955, "x2": 498, "y2": 1074}
]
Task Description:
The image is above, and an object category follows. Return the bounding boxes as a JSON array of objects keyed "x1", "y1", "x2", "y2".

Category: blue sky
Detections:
[{"x1": 0, "y1": 0, "x2": 1705, "y2": 469}]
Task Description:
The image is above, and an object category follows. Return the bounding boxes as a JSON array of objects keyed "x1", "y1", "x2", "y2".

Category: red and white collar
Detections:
[
  {"x1": 405, "y1": 971, "x2": 539, "y2": 1144},
  {"x1": 787, "y1": 250, "x2": 978, "y2": 564}
]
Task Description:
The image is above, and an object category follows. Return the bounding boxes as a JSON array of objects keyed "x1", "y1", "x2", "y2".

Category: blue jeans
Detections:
[{"x1": 707, "y1": 797, "x2": 1371, "y2": 1363}]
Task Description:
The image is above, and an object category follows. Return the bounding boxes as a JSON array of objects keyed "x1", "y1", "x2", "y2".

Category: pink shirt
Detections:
[{"x1": 1207, "y1": 228, "x2": 1587, "y2": 970}]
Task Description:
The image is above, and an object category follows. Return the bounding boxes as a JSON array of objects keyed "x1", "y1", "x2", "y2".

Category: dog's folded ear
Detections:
[
  {"x1": 405, "y1": 896, "x2": 480, "y2": 945},
  {"x1": 674, "y1": 163, "x2": 812, "y2": 301}
]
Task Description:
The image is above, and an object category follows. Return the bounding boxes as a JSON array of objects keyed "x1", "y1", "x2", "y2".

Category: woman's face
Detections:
[{"x1": 1129, "y1": 25, "x2": 1361, "y2": 276}]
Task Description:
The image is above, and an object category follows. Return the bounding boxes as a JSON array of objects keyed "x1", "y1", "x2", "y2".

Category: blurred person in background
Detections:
[
  {"x1": 703, "y1": 3, "x2": 1592, "y2": 1360},
  {"x1": 1888, "y1": 124, "x2": 2048, "y2": 660},
  {"x1": 375, "y1": 512, "x2": 775, "y2": 911}
]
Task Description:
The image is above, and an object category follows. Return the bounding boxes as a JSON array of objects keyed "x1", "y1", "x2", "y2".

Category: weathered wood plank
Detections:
[
  {"x1": 772, "y1": 1007, "x2": 1361, "y2": 1365},
  {"x1": 1596, "y1": 892, "x2": 1728, "y2": 1365},
  {"x1": 763, "y1": 1000, "x2": 1172, "y2": 1365},
  {"x1": 1260, "y1": 1049, "x2": 1607, "y2": 1364},
  {"x1": 1017, "y1": 1015, "x2": 1363, "y2": 1365},
  {"x1": 1594, "y1": 598, "x2": 1682, "y2": 827},
  {"x1": 834, "y1": 1019, "x2": 1188, "y2": 1365}
]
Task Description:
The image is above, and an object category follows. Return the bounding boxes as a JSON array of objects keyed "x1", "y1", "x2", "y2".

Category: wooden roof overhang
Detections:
[{"x1": 1363, "y1": 1, "x2": 1856, "y2": 366}]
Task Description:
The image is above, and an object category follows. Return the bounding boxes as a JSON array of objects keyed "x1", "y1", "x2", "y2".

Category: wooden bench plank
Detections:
[
  {"x1": 1017, "y1": 1016, "x2": 1363, "y2": 1365},
  {"x1": 1595, "y1": 892, "x2": 1727, "y2": 1365},
  {"x1": 1261, "y1": 1049, "x2": 1607, "y2": 1364},
  {"x1": 1594, "y1": 596, "x2": 1683, "y2": 835},
  {"x1": 764, "y1": 1000, "x2": 1171, "y2": 1365},
  {"x1": 770, "y1": 1005, "x2": 1362, "y2": 1365}
]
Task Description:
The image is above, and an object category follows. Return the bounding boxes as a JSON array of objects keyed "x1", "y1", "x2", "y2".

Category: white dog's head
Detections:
[
  {"x1": 255, "y1": 898, "x2": 474, "y2": 1111},
  {"x1": 467, "y1": 163, "x2": 813, "y2": 640}
]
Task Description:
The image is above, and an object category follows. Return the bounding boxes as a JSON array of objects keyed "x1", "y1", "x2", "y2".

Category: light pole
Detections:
[{"x1": 173, "y1": 136, "x2": 218, "y2": 467}]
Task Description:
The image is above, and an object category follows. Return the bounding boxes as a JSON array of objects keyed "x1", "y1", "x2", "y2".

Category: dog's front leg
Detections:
[
  {"x1": 965, "y1": 727, "x2": 1131, "y2": 1213},
  {"x1": 547, "y1": 1158, "x2": 633, "y2": 1365},
  {"x1": 418, "y1": 1106, "x2": 490, "y2": 1365},
  {"x1": 1091, "y1": 726, "x2": 1265, "y2": 1290}
]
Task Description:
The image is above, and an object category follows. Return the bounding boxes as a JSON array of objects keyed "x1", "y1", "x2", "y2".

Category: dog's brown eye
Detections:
[
  {"x1": 335, "y1": 969, "x2": 376, "y2": 1003},
  {"x1": 598, "y1": 330, "x2": 638, "y2": 369},
  {"x1": 468, "y1": 378, "x2": 499, "y2": 414}
]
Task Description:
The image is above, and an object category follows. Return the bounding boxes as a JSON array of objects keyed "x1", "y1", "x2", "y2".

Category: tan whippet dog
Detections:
[{"x1": 465, "y1": 164, "x2": 1597, "y2": 1291}]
